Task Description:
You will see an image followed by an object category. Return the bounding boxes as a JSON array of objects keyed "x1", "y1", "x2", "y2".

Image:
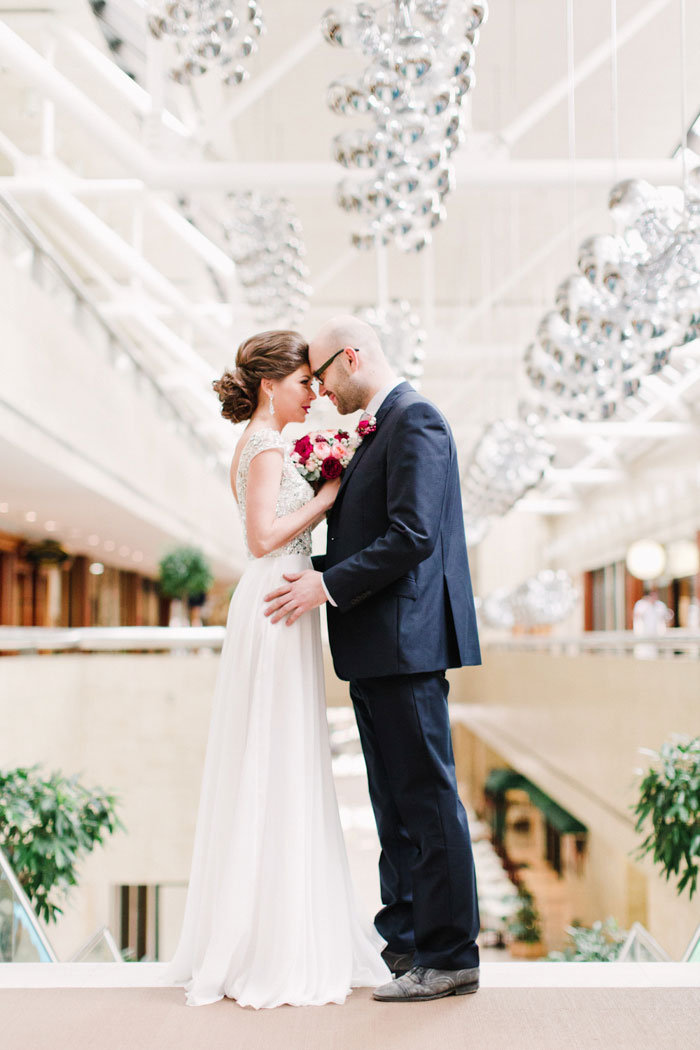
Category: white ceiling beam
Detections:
[
  {"x1": 0, "y1": 21, "x2": 155, "y2": 174},
  {"x1": 51, "y1": 21, "x2": 191, "y2": 139},
  {"x1": 148, "y1": 197, "x2": 236, "y2": 280},
  {"x1": 313, "y1": 248, "x2": 358, "y2": 294},
  {"x1": 198, "y1": 25, "x2": 322, "y2": 147},
  {"x1": 501, "y1": 0, "x2": 675, "y2": 148},
  {"x1": 545, "y1": 467, "x2": 626, "y2": 484},
  {"x1": 4, "y1": 159, "x2": 685, "y2": 198},
  {"x1": 515, "y1": 498, "x2": 580, "y2": 515},
  {"x1": 0, "y1": 22, "x2": 687, "y2": 193},
  {"x1": 544, "y1": 421, "x2": 696, "y2": 439},
  {"x1": 147, "y1": 157, "x2": 688, "y2": 192}
]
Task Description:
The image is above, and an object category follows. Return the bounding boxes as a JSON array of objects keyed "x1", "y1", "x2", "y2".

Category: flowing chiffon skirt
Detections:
[{"x1": 163, "y1": 553, "x2": 390, "y2": 1008}]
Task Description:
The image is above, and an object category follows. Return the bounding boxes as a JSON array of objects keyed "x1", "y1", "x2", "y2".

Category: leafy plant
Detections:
[
  {"x1": 633, "y1": 735, "x2": 700, "y2": 900},
  {"x1": 546, "y1": 918, "x2": 627, "y2": 961},
  {"x1": 506, "y1": 887, "x2": 543, "y2": 944},
  {"x1": 0, "y1": 766, "x2": 124, "y2": 924},
  {"x1": 158, "y1": 546, "x2": 213, "y2": 601}
]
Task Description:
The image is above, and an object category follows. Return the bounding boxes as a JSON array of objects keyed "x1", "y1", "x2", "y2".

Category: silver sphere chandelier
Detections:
[
  {"x1": 148, "y1": 0, "x2": 266, "y2": 86},
  {"x1": 222, "y1": 192, "x2": 312, "y2": 325},
  {"x1": 321, "y1": 1, "x2": 488, "y2": 252},
  {"x1": 480, "y1": 570, "x2": 578, "y2": 630},
  {"x1": 461, "y1": 418, "x2": 554, "y2": 544},
  {"x1": 525, "y1": 171, "x2": 700, "y2": 422},
  {"x1": 355, "y1": 299, "x2": 426, "y2": 380}
]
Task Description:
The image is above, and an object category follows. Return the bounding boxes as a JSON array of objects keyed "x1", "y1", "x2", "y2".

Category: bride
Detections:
[{"x1": 163, "y1": 329, "x2": 390, "y2": 1008}]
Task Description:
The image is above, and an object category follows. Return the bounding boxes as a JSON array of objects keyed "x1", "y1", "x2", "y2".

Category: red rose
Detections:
[
  {"x1": 356, "y1": 415, "x2": 377, "y2": 436},
  {"x1": 335, "y1": 430, "x2": 350, "y2": 440},
  {"x1": 294, "y1": 435, "x2": 313, "y2": 460},
  {"x1": 321, "y1": 457, "x2": 343, "y2": 480}
]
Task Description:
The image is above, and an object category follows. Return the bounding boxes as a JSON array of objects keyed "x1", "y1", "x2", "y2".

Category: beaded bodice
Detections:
[{"x1": 236, "y1": 428, "x2": 314, "y2": 560}]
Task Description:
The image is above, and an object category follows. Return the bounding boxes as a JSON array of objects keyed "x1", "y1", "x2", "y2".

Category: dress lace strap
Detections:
[{"x1": 237, "y1": 428, "x2": 285, "y2": 481}]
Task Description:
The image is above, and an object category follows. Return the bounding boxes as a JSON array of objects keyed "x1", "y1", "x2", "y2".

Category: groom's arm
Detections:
[{"x1": 322, "y1": 402, "x2": 451, "y2": 613}]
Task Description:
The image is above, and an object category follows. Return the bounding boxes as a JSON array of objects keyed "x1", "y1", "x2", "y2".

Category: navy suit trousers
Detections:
[{"x1": 349, "y1": 670, "x2": 480, "y2": 971}]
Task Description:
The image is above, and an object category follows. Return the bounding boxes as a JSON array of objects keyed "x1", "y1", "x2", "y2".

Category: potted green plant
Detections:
[
  {"x1": 158, "y1": 546, "x2": 213, "y2": 625},
  {"x1": 633, "y1": 734, "x2": 700, "y2": 898},
  {"x1": 633, "y1": 735, "x2": 700, "y2": 899},
  {"x1": 546, "y1": 918, "x2": 627, "y2": 961},
  {"x1": 506, "y1": 887, "x2": 545, "y2": 958},
  {"x1": 0, "y1": 765, "x2": 123, "y2": 924},
  {"x1": 23, "y1": 540, "x2": 71, "y2": 566}
]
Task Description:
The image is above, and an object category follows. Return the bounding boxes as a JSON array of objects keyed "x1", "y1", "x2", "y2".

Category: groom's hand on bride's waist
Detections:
[{"x1": 264, "y1": 570, "x2": 327, "y2": 625}]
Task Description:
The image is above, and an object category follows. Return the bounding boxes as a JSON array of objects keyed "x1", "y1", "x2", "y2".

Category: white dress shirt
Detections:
[{"x1": 322, "y1": 377, "x2": 404, "y2": 607}]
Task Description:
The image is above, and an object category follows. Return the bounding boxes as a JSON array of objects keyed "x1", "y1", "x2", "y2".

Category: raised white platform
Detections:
[{"x1": 1, "y1": 962, "x2": 698, "y2": 989}]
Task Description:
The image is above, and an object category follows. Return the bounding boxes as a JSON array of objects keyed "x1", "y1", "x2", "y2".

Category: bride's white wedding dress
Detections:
[{"x1": 163, "y1": 428, "x2": 389, "y2": 1008}]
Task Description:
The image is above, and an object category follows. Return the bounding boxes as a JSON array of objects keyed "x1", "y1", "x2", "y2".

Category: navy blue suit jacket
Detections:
[{"x1": 314, "y1": 382, "x2": 481, "y2": 681}]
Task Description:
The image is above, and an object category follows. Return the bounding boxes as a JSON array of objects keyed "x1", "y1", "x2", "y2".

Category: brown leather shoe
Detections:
[{"x1": 373, "y1": 965, "x2": 480, "y2": 1002}]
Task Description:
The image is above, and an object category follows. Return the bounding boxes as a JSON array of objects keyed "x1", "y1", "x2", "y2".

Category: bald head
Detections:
[
  {"x1": 309, "y1": 314, "x2": 396, "y2": 415},
  {"x1": 309, "y1": 315, "x2": 383, "y2": 371}
]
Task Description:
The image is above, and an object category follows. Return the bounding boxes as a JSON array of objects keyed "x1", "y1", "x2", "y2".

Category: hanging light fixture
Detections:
[
  {"x1": 480, "y1": 570, "x2": 578, "y2": 629},
  {"x1": 321, "y1": 1, "x2": 488, "y2": 251},
  {"x1": 525, "y1": 172, "x2": 700, "y2": 421},
  {"x1": 222, "y1": 192, "x2": 312, "y2": 324},
  {"x1": 355, "y1": 299, "x2": 426, "y2": 380},
  {"x1": 626, "y1": 539, "x2": 667, "y2": 582},
  {"x1": 148, "y1": 0, "x2": 266, "y2": 86},
  {"x1": 461, "y1": 417, "x2": 554, "y2": 544}
]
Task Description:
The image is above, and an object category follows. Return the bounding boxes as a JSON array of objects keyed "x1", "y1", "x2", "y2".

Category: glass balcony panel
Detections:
[{"x1": 0, "y1": 848, "x2": 56, "y2": 963}]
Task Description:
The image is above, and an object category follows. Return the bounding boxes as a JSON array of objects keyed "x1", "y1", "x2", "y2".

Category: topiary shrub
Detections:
[{"x1": 158, "y1": 546, "x2": 213, "y2": 603}]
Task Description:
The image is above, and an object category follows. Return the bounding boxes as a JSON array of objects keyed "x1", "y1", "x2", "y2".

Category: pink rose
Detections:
[{"x1": 330, "y1": 443, "x2": 344, "y2": 459}]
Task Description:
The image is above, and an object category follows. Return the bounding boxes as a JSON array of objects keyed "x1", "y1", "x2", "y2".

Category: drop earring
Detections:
[{"x1": 268, "y1": 392, "x2": 275, "y2": 416}]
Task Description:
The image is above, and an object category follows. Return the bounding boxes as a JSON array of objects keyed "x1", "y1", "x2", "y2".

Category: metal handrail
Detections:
[
  {"x1": 481, "y1": 628, "x2": 700, "y2": 656},
  {"x1": 0, "y1": 626, "x2": 226, "y2": 653},
  {"x1": 1, "y1": 625, "x2": 699, "y2": 656}
]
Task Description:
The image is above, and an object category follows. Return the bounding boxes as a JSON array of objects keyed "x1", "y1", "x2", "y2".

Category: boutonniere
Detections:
[{"x1": 356, "y1": 415, "x2": 377, "y2": 440}]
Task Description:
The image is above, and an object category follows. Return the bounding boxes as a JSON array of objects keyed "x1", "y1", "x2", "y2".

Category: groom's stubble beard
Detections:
[{"x1": 329, "y1": 371, "x2": 367, "y2": 415}]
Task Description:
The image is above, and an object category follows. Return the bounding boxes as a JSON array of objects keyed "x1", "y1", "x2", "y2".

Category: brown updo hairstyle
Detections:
[{"x1": 212, "y1": 330, "x2": 309, "y2": 424}]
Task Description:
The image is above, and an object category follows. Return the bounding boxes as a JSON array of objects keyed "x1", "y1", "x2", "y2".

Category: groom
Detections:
[{"x1": 264, "y1": 316, "x2": 481, "y2": 1002}]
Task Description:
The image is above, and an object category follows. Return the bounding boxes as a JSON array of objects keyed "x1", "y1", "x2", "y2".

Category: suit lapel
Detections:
[{"x1": 335, "y1": 381, "x2": 412, "y2": 502}]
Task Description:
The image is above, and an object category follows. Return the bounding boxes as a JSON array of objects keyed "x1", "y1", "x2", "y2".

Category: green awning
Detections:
[
  {"x1": 484, "y1": 768, "x2": 587, "y2": 836},
  {"x1": 484, "y1": 768, "x2": 525, "y2": 795}
]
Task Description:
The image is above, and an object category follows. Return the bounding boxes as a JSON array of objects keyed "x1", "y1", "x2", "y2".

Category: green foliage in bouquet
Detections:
[
  {"x1": 506, "y1": 887, "x2": 543, "y2": 944},
  {"x1": 158, "y1": 546, "x2": 213, "y2": 601},
  {"x1": 633, "y1": 736, "x2": 700, "y2": 900},
  {"x1": 0, "y1": 766, "x2": 124, "y2": 924},
  {"x1": 546, "y1": 918, "x2": 627, "y2": 961}
]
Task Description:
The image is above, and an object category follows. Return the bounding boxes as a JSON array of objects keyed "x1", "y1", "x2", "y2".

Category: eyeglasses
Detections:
[{"x1": 312, "y1": 347, "x2": 359, "y2": 383}]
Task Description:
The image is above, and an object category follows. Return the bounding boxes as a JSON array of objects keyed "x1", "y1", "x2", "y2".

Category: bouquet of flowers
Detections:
[{"x1": 291, "y1": 417, "x2": 376, "y2": 484}]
